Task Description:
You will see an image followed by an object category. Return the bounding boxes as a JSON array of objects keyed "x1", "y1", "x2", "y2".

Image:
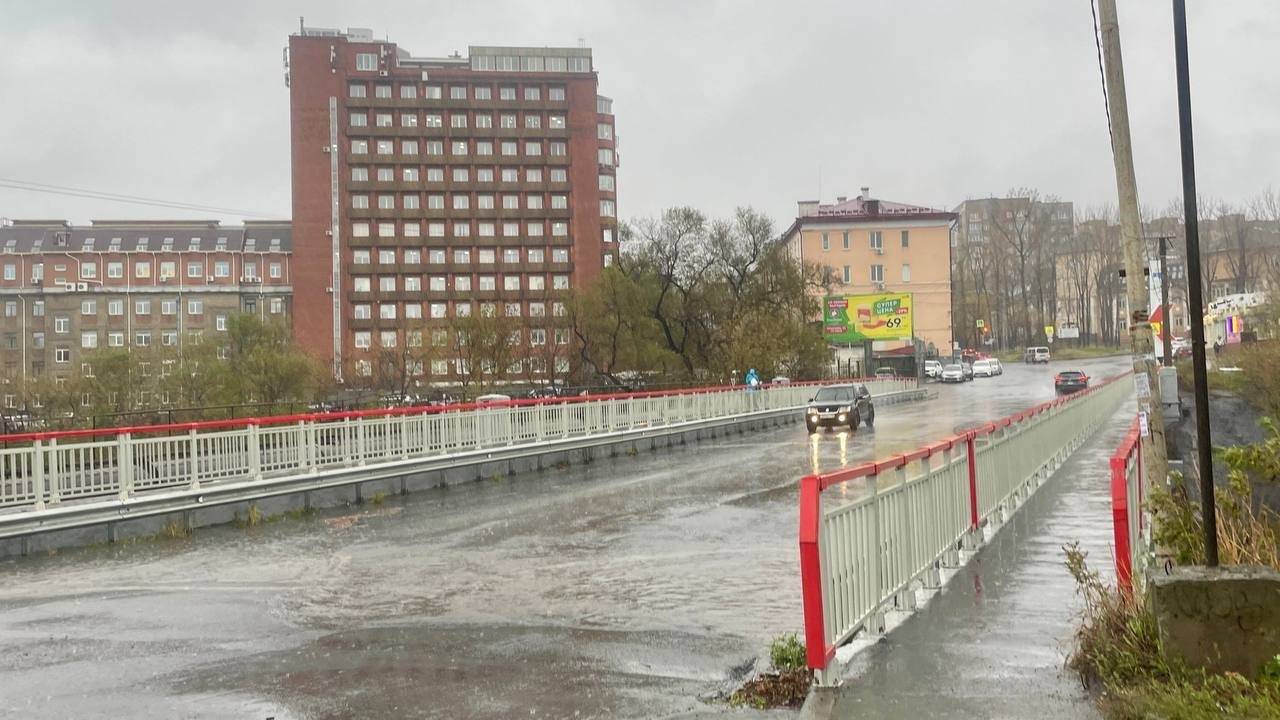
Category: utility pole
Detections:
[
  {"x1": 1159, "y1": 236, "x2": 1173, "y2": 366},
  {"x1": 1097, "y1": 0, "x2": 1170, "y2": 489},
  {"x1": 1172, "y1": 0, "x2": 1218, "y2": 566}
]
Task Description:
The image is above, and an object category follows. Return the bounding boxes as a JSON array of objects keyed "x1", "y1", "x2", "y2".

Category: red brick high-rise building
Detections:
[{"x1": 287, "y1": 25, "x2": 618, "y2": 384}]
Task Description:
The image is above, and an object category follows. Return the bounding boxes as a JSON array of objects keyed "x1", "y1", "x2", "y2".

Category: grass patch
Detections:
[
  {"x1": 1173, "y1": 358, "x2": 1249, "y2": 396},
  {"x1": 232, "y1": 504, "x2": 263, "y2": 529},
  {"x1": 728, "y1": 634, "x2": 810, "y2": 710},
  {"x1": 371, "y1": 491, "x2": 386, "y2": 506},
  {"x1": 1175, "y1": 341, "x2": 1280, "y2": 416},
  {"x1": 159, "y1": 518, "x2": 191, "y2": 539},
  {"x1": 268, "y1": 506, "x2": 317, "y2": 523}
]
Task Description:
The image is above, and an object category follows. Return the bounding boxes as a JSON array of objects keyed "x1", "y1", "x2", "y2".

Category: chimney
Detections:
[
  {"x1": 797, "y1": 200, "x2": 819, "y2": 217},
  {"x1": 836, "y1": 195, "x2": 847, "y2": 204},
  {"x1": 860, "y1": 186, "x2": 871, "y2": 200}
]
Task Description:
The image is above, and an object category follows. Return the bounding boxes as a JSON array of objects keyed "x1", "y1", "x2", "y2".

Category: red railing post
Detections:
[
  {"x1": 966, "y1": 432, "x2": 979, "y2": 532},
  {"x1": 1110, "y1": 453, "x2": 1133, "y2": 595},
  {"x1": 798, "y1": 474, "x2": 829, "y2": 673}
]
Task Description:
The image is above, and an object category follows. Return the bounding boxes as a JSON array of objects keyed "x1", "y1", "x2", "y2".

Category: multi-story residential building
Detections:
[
  {"x1": 1052, "y1": 218, "x2": 1128, "y2": 346},
  {"x1": 951, "y1": 197, "x2": 1073, "y2": 348},
  {"x1": 286, "y1": 26, "x2": 618, "y2": 384},
  {"x1": 782, "y1": 188, "x2": 957, "y2": 355},
  {"x1": 0, "y1": 219, "x2": 292, "y2": 408}
]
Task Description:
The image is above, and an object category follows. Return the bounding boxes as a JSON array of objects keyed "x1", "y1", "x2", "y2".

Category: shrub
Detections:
[
  {"x1": 1150, "y1": 434, "x2": 1280, "y2": 569},
  {"x1": 769, "y1": 633, "x2": 806, "y2": 673},
  {"x1": 1236, "y1": 344, "x2": 1280, "y2": 419}
]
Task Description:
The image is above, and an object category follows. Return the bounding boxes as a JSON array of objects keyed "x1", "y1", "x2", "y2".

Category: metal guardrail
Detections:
[
  {"x1": 1110, "y1": 418, "x2": 1149, "y2": 595},
  {"x1": 0, "y1": 378, "x2": 918, "y2": 528},
  {"x1": 798, "y1": 372, "x2": 1132, "y2": 685}
]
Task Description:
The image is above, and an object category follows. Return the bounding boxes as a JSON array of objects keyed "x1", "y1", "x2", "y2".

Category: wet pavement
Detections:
[
  {"x1": 0, "y1": 357, "x2": 1130, "y2": 719},
  {"x1": 822, "y1": 396, "x2": 1135, "y2": 720}
]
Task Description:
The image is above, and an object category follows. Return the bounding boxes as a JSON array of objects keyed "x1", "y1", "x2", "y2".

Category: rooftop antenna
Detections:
[{"x1": 299, "y1": 16, "x2": 304, "y2": 35}]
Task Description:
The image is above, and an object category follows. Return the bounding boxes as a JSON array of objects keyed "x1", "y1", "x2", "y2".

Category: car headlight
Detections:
[{"x1": 837, "y1": 412, "x2": 846, "y2": 421}]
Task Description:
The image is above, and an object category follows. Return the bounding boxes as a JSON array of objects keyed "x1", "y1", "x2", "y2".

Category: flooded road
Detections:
[{"x1": 0, "y1": 357, "x2": 1129, "y2": 719}]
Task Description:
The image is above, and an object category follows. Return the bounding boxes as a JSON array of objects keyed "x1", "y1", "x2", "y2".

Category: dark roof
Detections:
[
  {"x1": 782, "y1": 195, "x2": 956, "y2": 242},
  {"x1": 811, "y1": 196, "x2": 948, "y2": 218},
  {"x1": 0, "y1": 221, "x2": 292, "y2": 254}
]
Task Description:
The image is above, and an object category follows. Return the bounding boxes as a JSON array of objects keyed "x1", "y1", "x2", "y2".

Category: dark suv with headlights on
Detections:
[{"x1": 805, "y1": 384, "x2": 875, "y2": 433}]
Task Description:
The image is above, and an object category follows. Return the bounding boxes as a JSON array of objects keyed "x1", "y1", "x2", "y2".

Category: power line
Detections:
[
  {"x1": 0, "y1": 178, "x2": 276, "y2": 218},
  {"x1": 1090, "y1": 0, "x2": 1115, "y2": 151}
]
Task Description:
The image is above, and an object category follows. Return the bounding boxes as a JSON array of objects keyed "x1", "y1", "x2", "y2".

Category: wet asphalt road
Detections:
[{"x1": 0, "y1": 357, "x2": 1130, "y2": 720}]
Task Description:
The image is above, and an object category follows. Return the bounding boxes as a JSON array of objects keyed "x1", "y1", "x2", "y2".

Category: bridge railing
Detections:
[
  {"x1": 0, "y1": 377, "x2": 918, "y2": 513},
  {"x1": 1110, "y1": 417, "x2": 1148, "y2": 594},
  {"x1": 799, "y1": 372, "x2": 1131, "y2": 684}
]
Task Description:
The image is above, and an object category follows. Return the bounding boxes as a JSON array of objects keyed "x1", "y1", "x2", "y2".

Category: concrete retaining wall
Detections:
[{"x1": 1148, "y1": 564, "x2": 1280, "y2": 677}]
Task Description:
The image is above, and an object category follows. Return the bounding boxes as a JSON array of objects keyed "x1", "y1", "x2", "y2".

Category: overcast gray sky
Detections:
[{"x1": 1, "y1": 0, "x2": 1277, "y2": 229}]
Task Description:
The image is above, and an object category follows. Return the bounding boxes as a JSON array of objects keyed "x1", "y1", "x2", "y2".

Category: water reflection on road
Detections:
[{"x1": 0, "y1": 357, "x2": 1130, "y2": 719}]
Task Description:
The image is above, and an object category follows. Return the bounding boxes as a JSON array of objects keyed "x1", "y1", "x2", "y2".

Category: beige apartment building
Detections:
[{"x1": 782, "y1": 188, "x2": 956, "y2": 355}]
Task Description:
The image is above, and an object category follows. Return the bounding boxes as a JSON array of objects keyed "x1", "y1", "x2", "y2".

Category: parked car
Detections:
[
  {"x1": 924, "y1": 360, "x2": 942, "y2": 379},
  {"x1": 874, "y1": 367, "x2": 896, "y2": 379},
  {"x1": 527, "y1": 385, "x2": 566, "y2": 399},
  {"x1": 380, "y1": 392, "x2": 424, "y2": 407},
  {"x1": 962, "y1": 363, "x2": 975, "y2": 381},
  {"x1": 771, "y1": 376, "x2": 791, "y2": 385},
  {"x1": 422, "y1": 390, "x2": 457, "y2": 407},
  {"x1": 804, "y1": 384, "x2": 875, "y2": 433},
  {"x1": 1024, "y1": 346, "x2": 1051, "y2": 364},
  {"x1": 1054, "y1": 370, "x2": 1090, "y2": 394},
  {"x1": 972, "y1": 358, "x2": 996, "y2": 377},
  {"x1": 990, "y1": 358, "x2": 1004, "y2": 375},
  {"x1": 940, "y1": 364, "x2": 965, "y2": 383},
  {"x1": 474, "y1": 393, "x2": 513, "y2": 406}
]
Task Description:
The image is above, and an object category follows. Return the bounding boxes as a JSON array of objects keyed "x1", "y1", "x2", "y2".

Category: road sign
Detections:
[
  {"x1": 1044, "y1": 325, "x2": 1055, "y2": 337},
  {"x1": 975, "y1": 319, "x2": 985, "y2": 328}
]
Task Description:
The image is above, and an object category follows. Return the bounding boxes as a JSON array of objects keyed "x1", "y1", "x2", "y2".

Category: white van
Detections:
[{"x1": 1024, "y1": 346, "x2": 1051, "y2": 364}]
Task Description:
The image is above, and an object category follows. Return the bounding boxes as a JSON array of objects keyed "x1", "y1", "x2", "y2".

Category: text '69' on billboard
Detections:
[{"x1": 823, "y1": 293, "x2": 914, "y2": 342}]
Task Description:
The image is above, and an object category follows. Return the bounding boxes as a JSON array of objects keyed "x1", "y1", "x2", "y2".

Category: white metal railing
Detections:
[
  {"x1": 0, "y1": 378, "x2": 918, "y2": 515},
  {"x1": 799, "y1": 373, "x2": 1131, "y2": 684}
]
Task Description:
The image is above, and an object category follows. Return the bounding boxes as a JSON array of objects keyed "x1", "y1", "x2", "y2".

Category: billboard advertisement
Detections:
[{"x1": 823, "y1": 293, "x2": 913, "y2": 343}]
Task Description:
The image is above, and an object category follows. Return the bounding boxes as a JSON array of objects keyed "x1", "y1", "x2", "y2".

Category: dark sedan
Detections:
[{"x1": 1054, "y1": 370, "x2": 1090, "y2": 394}]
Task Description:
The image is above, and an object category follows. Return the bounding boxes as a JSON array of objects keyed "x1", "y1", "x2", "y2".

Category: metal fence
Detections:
[
  {"x1": 0, "y1": 378, "x2": 917, "y2": 515},
  {"x1": 1110, "y1": 417, "x2": 1149, "y2": 594},
  {"x1": 798, "y1": 372, "x2": 1132, "y2": 685}
]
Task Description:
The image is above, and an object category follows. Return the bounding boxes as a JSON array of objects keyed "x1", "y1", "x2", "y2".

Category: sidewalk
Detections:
[{"x1": 817, "y1": 408, "x2": 1135, "y2": 720}]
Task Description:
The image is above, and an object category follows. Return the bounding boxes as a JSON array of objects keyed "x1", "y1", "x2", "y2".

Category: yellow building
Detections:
[{"x1": 782, "y1": 188, "x2": 956, "y2": 355}]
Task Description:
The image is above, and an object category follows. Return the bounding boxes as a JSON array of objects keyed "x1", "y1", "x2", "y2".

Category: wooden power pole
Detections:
[{"x1": 1096, "y1": 0, "x2": 1170, "y2": 487}]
